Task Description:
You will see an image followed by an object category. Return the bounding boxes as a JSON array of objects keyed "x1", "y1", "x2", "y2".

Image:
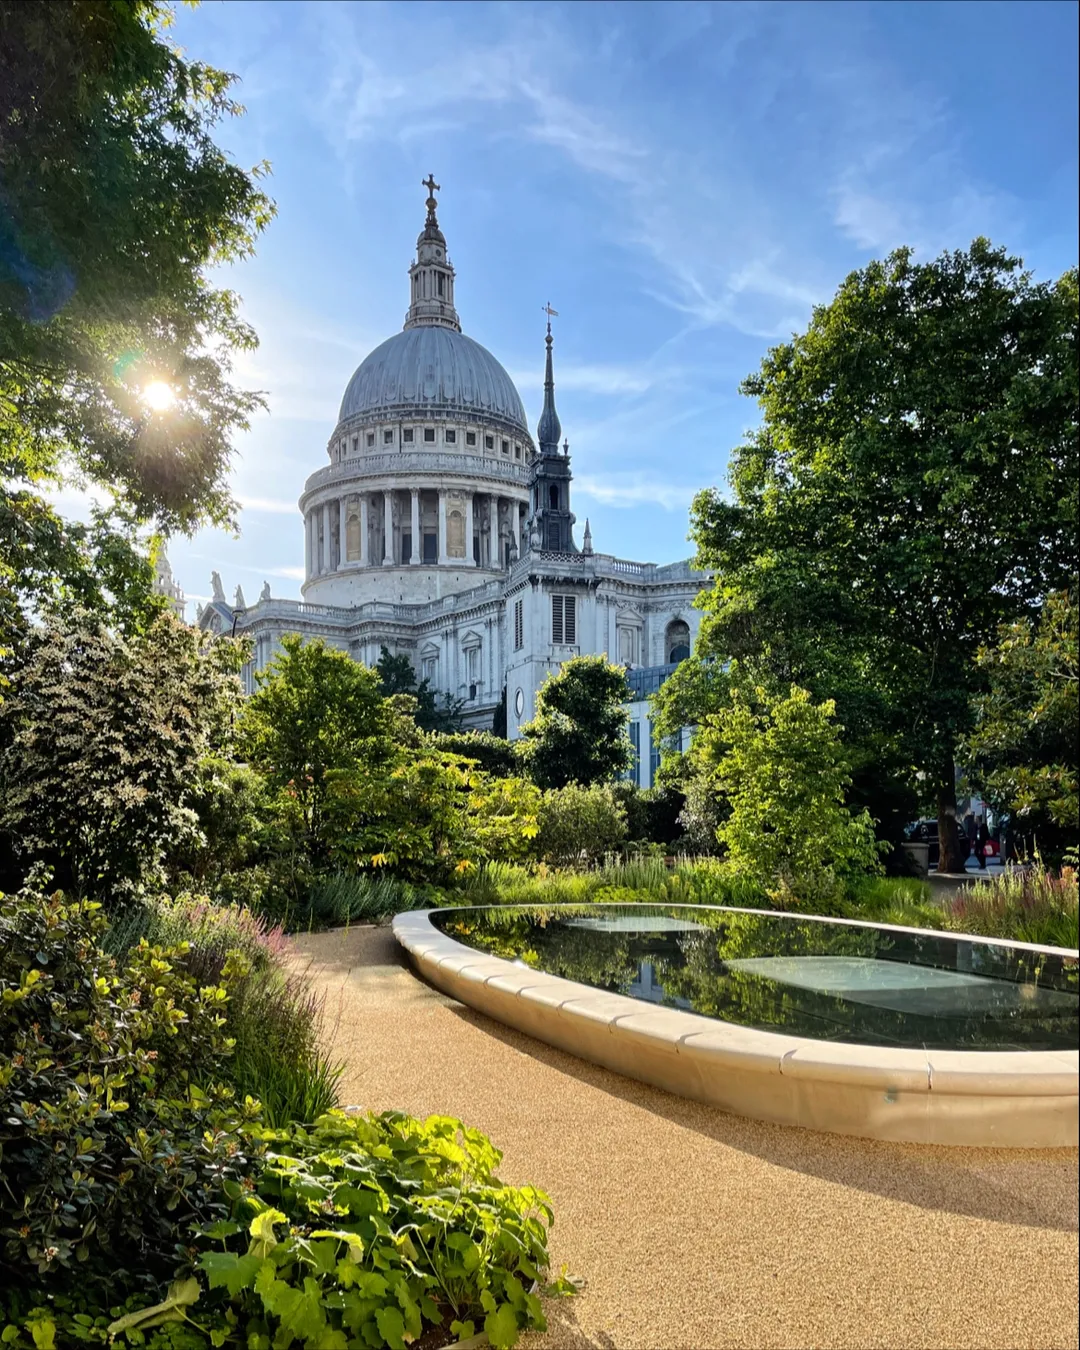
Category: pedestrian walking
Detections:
[
  {"x1": 976, "y1": 815, "x2": 990, "y2": 870},
  {"x1": 963, "y1": 811, "x2": 977, "y2": 868}
]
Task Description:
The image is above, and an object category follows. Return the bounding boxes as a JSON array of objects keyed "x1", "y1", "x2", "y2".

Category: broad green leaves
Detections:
[{"x1": 178, "y1": 1108, "x2": 572, "y2": 1347}]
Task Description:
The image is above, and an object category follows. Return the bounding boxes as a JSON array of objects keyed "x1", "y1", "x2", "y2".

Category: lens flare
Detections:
[{"x1": 142, "y1": 380, "x2": 175, "y2": 412}]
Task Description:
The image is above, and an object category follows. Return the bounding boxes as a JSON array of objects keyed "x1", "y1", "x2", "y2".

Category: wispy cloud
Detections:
[
  {"x1": 575, "y1": 473, "x2": 697, "y2": 512},
  {"x1": 239, "y1": 495, "x2": 299, "y2": 515}
]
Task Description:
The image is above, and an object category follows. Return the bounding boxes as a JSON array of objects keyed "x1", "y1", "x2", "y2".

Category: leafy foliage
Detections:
[
  {"x1": 535, "y1": 783, "x2": 628, "y2": 868},
  {"x1": 238, "y1": 637, "x2": 400, "y2": 866},
  {"x1": 518, "y1": 656, "x2": 632, "y2": 789},
  {"x1": 375, "y1": 647, "x2": 462, "y2": 732},
  {"x1": 323, "y1": 752, "x2": 541, "y2": 883},
  {"x1": 965, "y1": 586, "x2": 1078, "y2": 848},
  {"x1": 665, "y1": 241, "x2": 1078, "y2": 872},
  {"x1": 0, "y1": 0, "x2": 274, "y2": 532},
  {"x1": 103, "y1": 893, "x2": 341, "y2": 1128},
  {"x1": 691, "y1": 679, "x2": 884, "y2": 902},
  {"x1": 0, "y1": 885, "x2": 263, "y2": 1301},
  {"x1": 0, "y1": 611, "x2": 245, "y2": 899},
  {"x1": 430, "y1": 729, "x2": 521, "y2": 778},
  {"x1": 183, "y1": 1110, "x2": 572, "y2": 1349}
]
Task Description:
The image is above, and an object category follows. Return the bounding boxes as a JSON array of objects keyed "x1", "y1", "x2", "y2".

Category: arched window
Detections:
[
  {"x1": 549, "y1": 485, "x2": 559, "y2": 510},
  {"x1": 667, "y1": 619, "x2": 691, "y2": 664},
  {"x1": 346, "y1": 511, "x2": 361, "y2": 561}
]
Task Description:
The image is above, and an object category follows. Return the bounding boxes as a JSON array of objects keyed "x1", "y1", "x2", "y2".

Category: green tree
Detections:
[
  {"x1": 0, "y1": 610, "x2": 244, "y2": 899},
  {"x1": 1, "y1": 0, "x2": 273, "y2": 662},
  {"x1": 965, "y1": 586, "x2": 1079, "y2": 849},
  {"x1": 519, "y1": 655, "x2": 632, "y2": 789},
  {"x1": 324, "y1": 753, "x2": 541, "y2": 883},
  {"x1": 0, "y1": 0, "x2": 273, "y2": 530},
  {"x1": 376, "y1": 645, "x2": 462, "y2": 731},
  {"x1": 693, "y1": 679, "x2": 884, "y2": 902},
  {"x1": 667, "y1": 240, "x2": 1078, "y2": 872},
  {"x1": 535, "y1": 783, "x2": 628, "y2": 867},
  {"x1": 239, "y1": 636, "x2": 399, "y2": 862}
]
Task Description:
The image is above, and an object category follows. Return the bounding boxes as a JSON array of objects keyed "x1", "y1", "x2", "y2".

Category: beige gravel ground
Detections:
[{"x1": 289, "y1": 924, "x2": 1079, "y2": 1350}]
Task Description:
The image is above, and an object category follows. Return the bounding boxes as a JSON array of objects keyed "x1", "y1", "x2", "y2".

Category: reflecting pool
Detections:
[{"x1": 431, "y1": 904, "x2": 1079, "y2": 1051}]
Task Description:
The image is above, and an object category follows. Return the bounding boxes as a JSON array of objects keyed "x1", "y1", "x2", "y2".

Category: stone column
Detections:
[
  {"x1": 465, "y1": 492, "x2": 475, "y2": 566},
  {"x1": 359, "y1": 495, "x2": 369, "y2": 565},
  {"x1": 383, "y1": 490, "x2": 394, "y2": 565},
  {"x1": 321, "y1": 501, "x2": 331, "y2": 574},
  {"x1": 304, "y1": 513, "x2": 312, "y2": 578},
  {"x1": 509, "y1": 499, "x2": 520, "y2": 561},
  {"x1": 438, "y1": 490, "x2": 448, "y2": 565},
  {"x1": 339, "y1": 497, "x2": 348, "y2": 566},
  {"x1": 410, "y1": 489, "x2": 420, "y2": 564}
]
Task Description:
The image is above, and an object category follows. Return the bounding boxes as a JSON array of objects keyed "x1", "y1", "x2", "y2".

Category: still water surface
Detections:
[{"x1": 431, "y1": 904, "x2": 1079, "y2": 1051}]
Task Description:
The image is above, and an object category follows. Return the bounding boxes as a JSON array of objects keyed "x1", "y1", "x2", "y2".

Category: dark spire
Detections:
[{"x1": 536, "y1": 308, "x2": 562, "y2": 453}]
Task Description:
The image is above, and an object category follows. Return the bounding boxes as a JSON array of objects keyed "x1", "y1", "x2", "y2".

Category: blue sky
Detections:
[{"x1": 112, "y1": 0, "x2": 1080, "y2": 608}]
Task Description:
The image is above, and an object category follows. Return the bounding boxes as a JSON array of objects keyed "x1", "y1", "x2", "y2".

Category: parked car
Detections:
[{"x1": 904, "y1": 817, "x2": 968, "y2": 869}]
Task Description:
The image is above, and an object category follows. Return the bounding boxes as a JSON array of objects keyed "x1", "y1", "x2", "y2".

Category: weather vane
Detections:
[{"x1": 542, "y1": 301, "x2": 559, "y2": 335}]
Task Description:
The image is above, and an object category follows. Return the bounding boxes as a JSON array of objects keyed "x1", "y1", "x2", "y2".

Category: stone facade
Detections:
[{"x1": 198, "y1": 184, "x2": 706, "y2": 749}]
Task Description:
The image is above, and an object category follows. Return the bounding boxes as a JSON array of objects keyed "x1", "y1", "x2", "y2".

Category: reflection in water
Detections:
[{"x1": 432, "y1": 904, "x2": 1079, "y2": 1051}]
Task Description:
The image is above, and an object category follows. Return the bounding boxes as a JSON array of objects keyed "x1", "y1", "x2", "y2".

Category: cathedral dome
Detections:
[{"x1": 337, "y1": 326, "x2": 529, "y2": 432}]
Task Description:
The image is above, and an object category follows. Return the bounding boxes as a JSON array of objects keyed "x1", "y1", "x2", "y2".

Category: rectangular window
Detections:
[
  {"x1": 437, "y1": 273, "x2": 445, "y2": 297},
  {"x1": 422, "y1": 532, "x2": 438, "y2": 563},
  {"x1": 422, "y1": 657, "x2": 437, "y2": 683},
  {"x1": 629, "y1": 722, "x2": 641, "y2": 786},
  {"x1": 424, "y1": 428, "x2": 436, "y2": 443},
  {"x1": 551, "y1": 594, "x2": 576, "y2": 645},
  {"x1": 352, "y1": 436, "x2": 358, "y2": 454},
  {"x1": 402, "y1": 531, "x2": 412, "y2": 563},
  {"x1": 473, "y1": 534, "x2": 480, "y2": 564},
  {"x1": 445, "y1": 429, "x2": 456, "y2": 444},
  {"x1": 403, "y1": 428, "x2": 414, "y2": 444},
  {"x1": 649, "y1": 724, "x2": 662, "y2": 787},
  {"x1": 501, "y1": 439, "x2": 510, "y2": 455},
  {"x1": 514, "y1": 599, "x2": 523, "y2": 651},
  {"x1": 514, "y1": 444, "x2": 522, "y2": 459},
  {"x1": 366, "y1": 432, "x2": 375, "y2": 447},
  {"x1": 485, "y1": 434, "x2": 494, "y2": 450},
  {"x1": 466, "y1": 431, "x2": 477, "y2": 446},
  {"x1": 384, "y1": 429, "x2": 394, "y2": 445}
]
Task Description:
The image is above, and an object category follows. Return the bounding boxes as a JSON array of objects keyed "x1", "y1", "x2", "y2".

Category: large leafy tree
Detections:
[
  {"x1": 965, "y1": 585, "x2": 1078, "y2": 852},
  {"x1": 0, "y1": 610, "x2": 245, "y2": 899},
  {"x1": 519, "y1": 655, "x2": 632, "y2": 790},
  {"x1": 238, "y1": 636, "x2": 400, "y2": 861},
  {"x1": 667, "y1": 240, "x2": 1078, "y2": 872},
  {"x1": 1, "y1": 0, "x2": 274, "y2": 652}
]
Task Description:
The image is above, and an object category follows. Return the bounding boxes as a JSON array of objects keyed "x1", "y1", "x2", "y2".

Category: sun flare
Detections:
[{"x1": 142, "y1": 380, "x2": 176, "y2": 412}]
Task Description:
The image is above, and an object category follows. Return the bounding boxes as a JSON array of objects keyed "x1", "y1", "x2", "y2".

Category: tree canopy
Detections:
[
  {"x1": 660, "y1": 239, "x2": 1078, "y2": 870},
  {"x1": 519, "y1": 655, "x2": 632, "y2": 790},
  {"x1": 1, "y1": 0, "x2": 274, "y2": 661}
]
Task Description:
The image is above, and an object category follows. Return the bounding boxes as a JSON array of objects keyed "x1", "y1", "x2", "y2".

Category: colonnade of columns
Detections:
[{"x1": 305, "y1": 487, "x2": 524, "y2": 579}]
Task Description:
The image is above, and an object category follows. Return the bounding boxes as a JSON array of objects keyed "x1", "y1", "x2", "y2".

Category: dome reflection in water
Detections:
[{"x1": 432, "y1": 905, "x2": 1079, "y2": 1052}]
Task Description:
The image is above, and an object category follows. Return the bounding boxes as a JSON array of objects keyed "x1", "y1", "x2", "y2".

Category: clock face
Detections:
[{"x1": 514, "y1": 688, "x2": 525, "y2": 718}]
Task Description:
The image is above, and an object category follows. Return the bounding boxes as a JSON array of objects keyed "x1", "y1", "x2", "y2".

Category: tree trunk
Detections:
[{"x1": 936, "y1": 760, "x2": 965, "y2": 874}]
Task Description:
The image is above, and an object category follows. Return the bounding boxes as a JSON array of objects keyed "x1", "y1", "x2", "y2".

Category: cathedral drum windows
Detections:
[
  {"x1": 424, "y1": 427, "x2": 436, "y2": 443},
  {"x1": 403, "y1": 428, "x2": 414, "y2": 444}
]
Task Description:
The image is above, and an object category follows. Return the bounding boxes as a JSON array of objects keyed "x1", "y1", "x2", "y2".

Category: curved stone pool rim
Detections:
[{"x1": 392, "y1": 905, "x2": 1079, "y2": 1149}]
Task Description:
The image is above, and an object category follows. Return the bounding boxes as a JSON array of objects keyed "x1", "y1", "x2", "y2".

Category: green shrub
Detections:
[
  {"x1": 939, "y1": 864, "x2": 1079, "y2": 948},
  {"x1": 102, "y1": 893, "x2": 343, "y2": 1130},
  {"x1": 613, "y1": 785, "x2": 686, "y2": 847},
  {"x1": 430, "y1": 730, "x2": 521, "y2": 778},
  {"x1": 303, "y1": 871, "x2": 435, "y2": 926},
  {"x1": 186, "y1": 1110, "x2": 575, "y2": 1349},
  {"x1": 536, "y1": 784, "x2": 628, "y2": 867},
  {"x1": 0, "y1": 886, "x2": 262, "y2": 1302}
]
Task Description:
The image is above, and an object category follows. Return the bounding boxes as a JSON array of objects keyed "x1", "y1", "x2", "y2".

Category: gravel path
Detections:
[{"x1": 289, "y1": 924, "x2": 1078, "y2": 1350}]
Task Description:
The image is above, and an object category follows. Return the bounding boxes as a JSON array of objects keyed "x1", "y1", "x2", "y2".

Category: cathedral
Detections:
[{"x1": 197, "y1": 181, "x2": 704, "y2": 782}]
